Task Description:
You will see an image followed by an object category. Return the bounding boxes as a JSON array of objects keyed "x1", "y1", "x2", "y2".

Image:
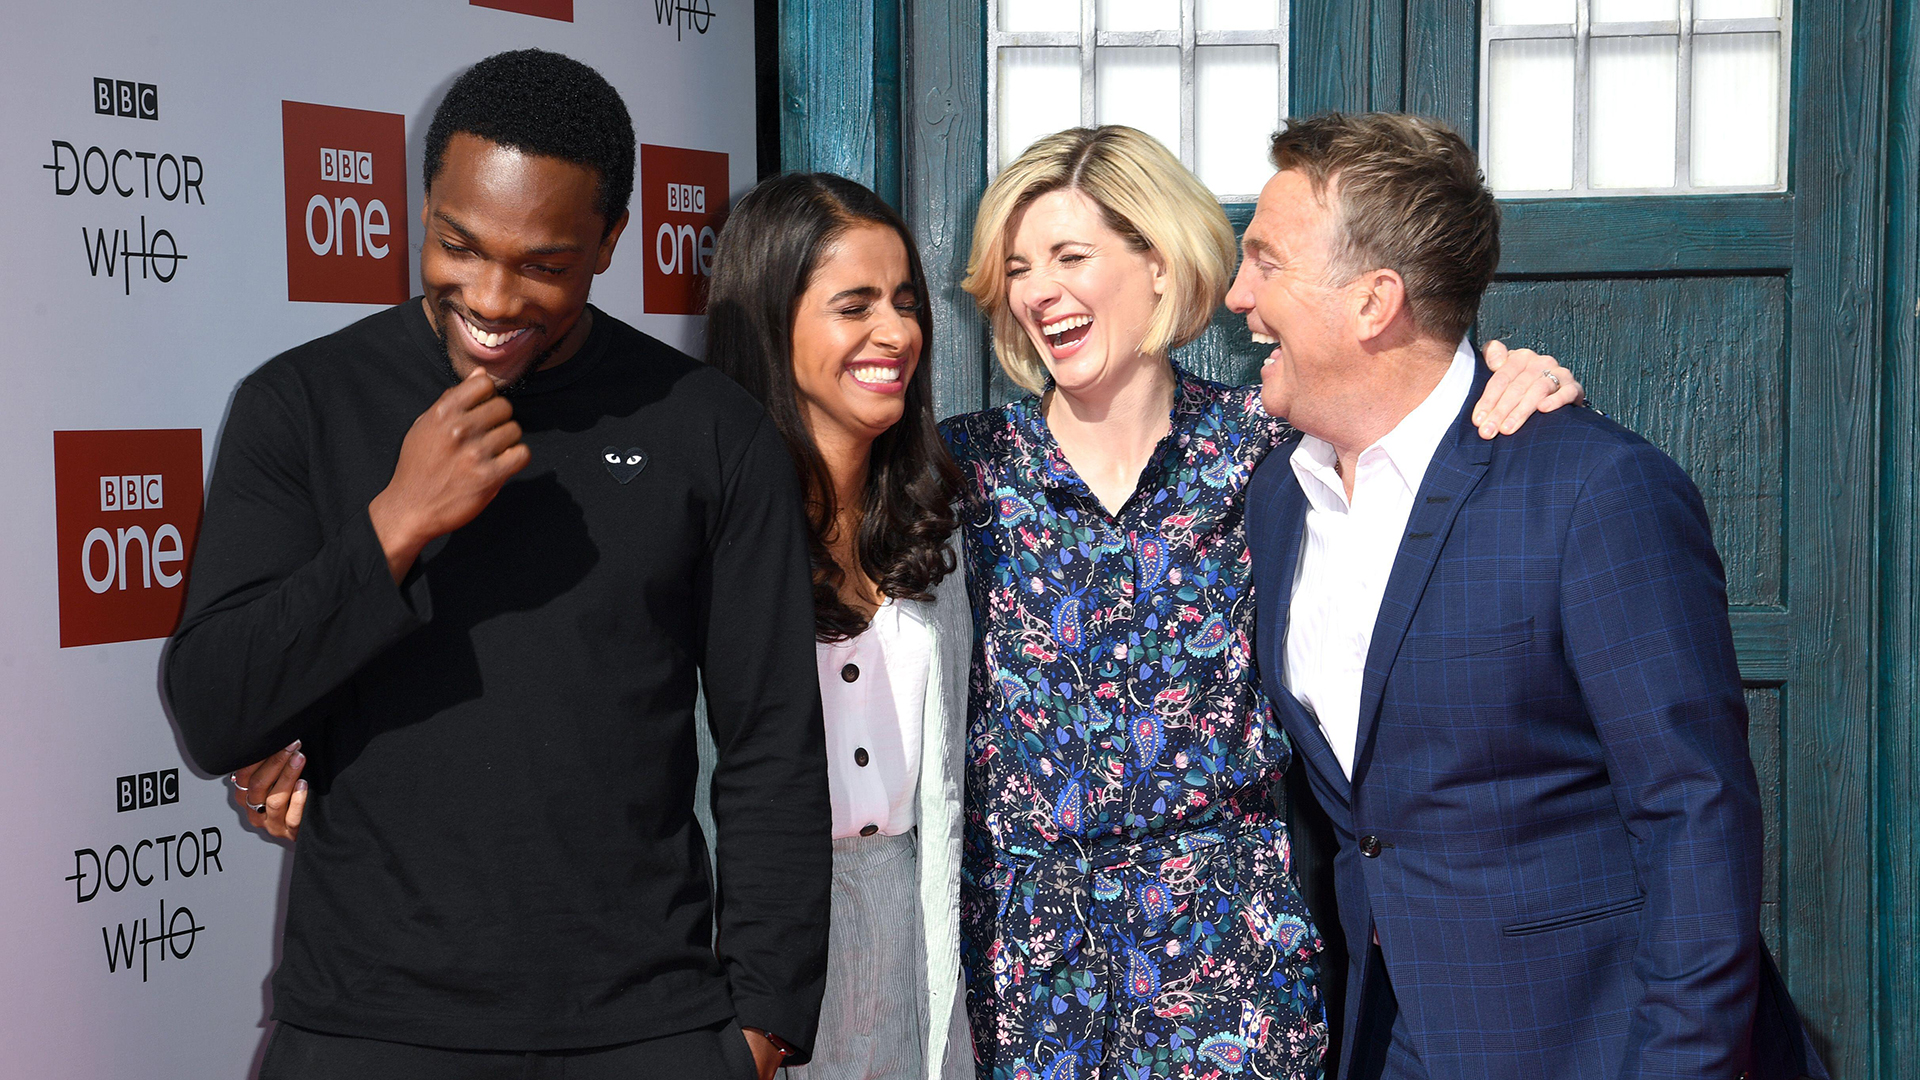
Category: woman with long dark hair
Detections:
[{"x1": 697, "y1": 170, "x2": 974, "y2": 1080}]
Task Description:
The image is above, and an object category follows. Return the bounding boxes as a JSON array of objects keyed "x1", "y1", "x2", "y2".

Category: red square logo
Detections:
[
  {"x1": 641, "y1": 145, "x2": 730, "y2": 316},
  {"x1": 53, "y1": 430, "x2": 204, "y2": 648},
  {"x1": 283, "y1": 101, "x2": 410, "y2": 305},
  {"x1": 469, "y1": 0, "x2": 574, "y2": 19}
]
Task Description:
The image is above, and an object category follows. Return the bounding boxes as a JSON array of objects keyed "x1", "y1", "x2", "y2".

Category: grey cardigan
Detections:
[{"x1": 695, "y1": 554, "x2": 973, "y2": 1080}]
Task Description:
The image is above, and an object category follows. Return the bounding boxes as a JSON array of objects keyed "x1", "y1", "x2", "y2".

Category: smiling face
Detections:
[
  {"x1": 789, "y1": 223, "x2": 924, "y2": 456},
  {"x1": 1225, "y1": 168, "x2": 1357, "y2": 429},
  {"x1": 419, "y1": 132, "x2": 629, "y2": 388},
  {"x1": 1003, "y1": 188, "x2": 1167, "y2": 400}
]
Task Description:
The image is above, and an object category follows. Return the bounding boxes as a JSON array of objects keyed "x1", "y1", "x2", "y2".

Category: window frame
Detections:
[
  {"x1": 1477, "y1": 0, "x2": 1793, "y2": 198},
  {"x1": 986, "y1": 0, "x2": 1290, "y2": 202}
]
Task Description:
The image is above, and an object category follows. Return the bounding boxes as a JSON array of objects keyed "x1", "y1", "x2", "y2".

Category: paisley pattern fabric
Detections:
[{"x1": 941, "y1": 371, "x2": 1328, "y2": 1080}]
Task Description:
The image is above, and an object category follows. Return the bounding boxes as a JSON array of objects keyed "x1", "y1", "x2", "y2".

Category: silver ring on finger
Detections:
[
  {"x1": 248, "y1": 802, "x2": 267, "y2": 814},
  {"x1": 1542, "y1": 369, "x2": 1562, "y2": 392}
]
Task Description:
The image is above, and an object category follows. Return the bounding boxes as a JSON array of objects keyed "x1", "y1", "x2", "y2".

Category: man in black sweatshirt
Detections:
[{"x1": 164, "y1": 50, "x2": 827, "y2": 1080}]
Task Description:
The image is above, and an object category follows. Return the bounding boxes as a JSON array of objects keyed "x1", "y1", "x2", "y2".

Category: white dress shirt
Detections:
[
  {"x1": 818, "y1": 598, "x2": 931, "y2": 839},
  {"x1": 1283, "y1": 337, "x2": 1476, "y2": 778}
]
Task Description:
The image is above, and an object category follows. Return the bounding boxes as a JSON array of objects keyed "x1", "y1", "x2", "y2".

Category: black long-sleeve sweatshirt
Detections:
[{"x1": 164, "y1": 300, "x2": 830, "y2": 1056}]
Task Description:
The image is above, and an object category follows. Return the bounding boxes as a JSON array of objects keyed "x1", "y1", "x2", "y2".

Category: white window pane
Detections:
[
  {"x1": 1487, "y1": 37, "x2": 1575, "y2": 190},
  {"x1": 1692, "y1": 32, "x2": 1781, "y2": 186},
  {"x1": 1000, "y1": 49, "x2": 1083, "y2": 170},
  {"x1": 1197, "y1": 0, "x2": 1280, "y2": 32},
  {"x1": 1099, "y1": 0, "x2": 1179, "y2": 31},
  {"x1": 1000, "y1": 0, "x2": 1079, "y2": 32},
  {"x1": 1589, "y1": 36, "x2": 1678, "y2": 188},
  {"x1": 1592, "y1": 0, "x2": 1678, "y2": 21},
  {"x1": 1695, "y1": 0, "x2": 1780, "y2": 17},
  {"x1": 1095, "y1": 47, "x2": 1181, "y2": 156},
  {"x1": 1489, "y1": 0, "x2": 1574, "y2": 26},
  {"x1": 1195, "y1": 46, "x2": 1282, "y2": 196}
]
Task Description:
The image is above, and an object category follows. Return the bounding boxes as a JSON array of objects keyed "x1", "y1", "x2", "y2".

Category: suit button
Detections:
[
  {"x1": 1360, "y1": 835, "x2": 1382, "y2": 858},
  {"x1": 854, "y1": 747, "x2": 870, "y2": 767},
  {"x1": 841, "y1": 663, "x2": 859, "y2": 683},
  {"x1": 859, "y1": 823, "x2": 879, "y2": 837}
]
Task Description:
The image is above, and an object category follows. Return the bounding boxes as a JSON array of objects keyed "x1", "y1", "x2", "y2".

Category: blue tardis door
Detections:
[{"x1": 784, "y1": 0, "x2": 1918, "y2": 1073}]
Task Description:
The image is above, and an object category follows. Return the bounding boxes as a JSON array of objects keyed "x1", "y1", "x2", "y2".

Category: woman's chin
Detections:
[
  {"x1": 1044, "y1": 348, "x2": 1164, "y2": 401},
  {"x1": 1041, "y1": 350, "x2": 1104, "y2": 391}
]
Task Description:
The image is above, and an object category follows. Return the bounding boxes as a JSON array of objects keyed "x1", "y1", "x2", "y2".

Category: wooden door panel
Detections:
[
  {"x1": 1745, "y1": 686, "x2": 1783, "y2": 955},
  {"x1": 1478, "y1": 276, "x2": 1787, "y2": 611}
]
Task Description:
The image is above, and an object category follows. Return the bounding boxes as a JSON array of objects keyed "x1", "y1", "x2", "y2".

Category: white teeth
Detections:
[
  {"x1": 1041, "y1": 314, "x2": 1092, "y2": 336},
  {"x1": 463, "y1": 314, "x2": 527, "y2": 350},
  {"x1": 1250, "y1": 332, "x2": 1278, "y2": 345},
  {"x1": 849, "y1": 363, "x2": 901, "y2": 385}
]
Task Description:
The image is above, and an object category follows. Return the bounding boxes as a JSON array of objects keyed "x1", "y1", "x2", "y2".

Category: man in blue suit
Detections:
[{"x1": 1232, "y1": 112, "x2": 1820, "y2": 1080}]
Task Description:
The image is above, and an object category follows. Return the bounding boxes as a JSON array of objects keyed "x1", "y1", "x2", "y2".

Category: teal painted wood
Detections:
[
  {"x1": 1478, "y1": 276, "x2": 1788, "y2": 613},
  {"x1": 779, "y1": 0, "x2": 892, "y2": 190},
  {"x1": 1745, "y1": 687, "x2": 1783, "y2": 952},
  {"x1": 902, "y1": 0, "x2": 990, "y2": 418},
  {"x1": 1369, "y1": 0, "x2": 1405, "y2": 112},
  {"x1": 1290, "y1": 0, "x2": 1375, "y2": 115},
  {"x1": 1775, "y1": 4, "x2": 1888, "y2": 1071},
  {"x1": 1401, "y1": 0, "x2": 1474, "y2": 138},
  {"x1": 1498, "y1": 196, "x2": 1795, "y2": 275},
  {"x1": 1879, "y1": 0, "x2": 1920, "y2": 1071},
  {"x1": 778, "y1": 0, "x2": 815, "y2": 172},
  {"x1": 872, "y1": 0, "x2": 902, "y2": 208}
]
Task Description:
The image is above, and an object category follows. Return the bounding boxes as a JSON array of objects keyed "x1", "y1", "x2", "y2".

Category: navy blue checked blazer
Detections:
[{"x1": 1248, "y1": 361, "x2": 1811, "y2": 1080}]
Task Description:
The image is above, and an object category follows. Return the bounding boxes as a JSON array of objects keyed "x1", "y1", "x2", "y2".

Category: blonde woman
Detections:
[{"x1": 938, "y1": 126, "x2": 1579, "y2": 1079}]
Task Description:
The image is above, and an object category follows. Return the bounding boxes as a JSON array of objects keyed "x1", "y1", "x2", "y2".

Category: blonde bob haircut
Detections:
[{"x1": 963, "y1": 126, "x2": 1237, "y2": 395}]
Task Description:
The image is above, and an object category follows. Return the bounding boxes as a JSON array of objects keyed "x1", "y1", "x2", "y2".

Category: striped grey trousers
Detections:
[{"x1": 783, "y1": 831, "x2": 925, "y2": 1080}]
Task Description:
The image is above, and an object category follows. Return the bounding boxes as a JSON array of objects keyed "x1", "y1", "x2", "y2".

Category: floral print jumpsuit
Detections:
[{"x1": 941, "y1": 371, "x2": 1327, "y2": 1080}]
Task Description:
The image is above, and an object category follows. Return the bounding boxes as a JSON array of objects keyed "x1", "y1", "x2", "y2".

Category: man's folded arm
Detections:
[
  {"x1": 1559, "y1": 439, "x2": 1764, "y2": 1079},
  {"x1": 699, "y1": 415, "x2": 833, "y2": 1063},
  {"x1": 164, "y1": 379, "x2": 428, "y2": 776}
]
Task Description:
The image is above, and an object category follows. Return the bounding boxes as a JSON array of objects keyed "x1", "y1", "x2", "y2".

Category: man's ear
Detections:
[
  {"x1": 595, "y1": 210, "x2": 632, "y2": 274},
  {"x1": 1354, "y1": 268, "x2": 1407, "y2": 344}
]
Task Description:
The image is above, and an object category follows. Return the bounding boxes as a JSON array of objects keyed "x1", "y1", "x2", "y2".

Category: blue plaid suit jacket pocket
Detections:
[
  {"x1": 1399, "y1": 616, "x2": 1533, "y2": 659},
  {"x1": 1501, "y1": 893, "x2": 1645, "y2": 937}
]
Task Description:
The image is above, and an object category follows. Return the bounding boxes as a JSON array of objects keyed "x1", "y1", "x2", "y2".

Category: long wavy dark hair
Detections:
[{"x1": 705, "y1": 172, "x2": 960, "y2": 642}]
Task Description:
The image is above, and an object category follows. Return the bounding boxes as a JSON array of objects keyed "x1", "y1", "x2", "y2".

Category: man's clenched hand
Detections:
[{"x1": 368, "y1": 368, "x2": 529, "y2": 582}]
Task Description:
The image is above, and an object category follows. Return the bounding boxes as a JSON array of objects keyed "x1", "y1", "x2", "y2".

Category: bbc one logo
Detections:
[
  {"x1": 282, "y1": 100, "x2": 408, "y2": 304},
  {"x1": 53, "y1": 429, "x2": 203, "y2": 648},
  {"x1": 95, "y1": 77, "x2": 158, "y2": 121},
  {"x1": 641, "y1": 144, "x2": 729, "y2": 316}
]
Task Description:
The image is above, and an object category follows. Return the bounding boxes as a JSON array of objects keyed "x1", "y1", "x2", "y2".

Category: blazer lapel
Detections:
[
  {"x1": 1348, "y1": 364, "x2": 1495, "y2": 785},
  {"x1": 1252, "y1": 447, "x2": 1352, "y2": 806}
]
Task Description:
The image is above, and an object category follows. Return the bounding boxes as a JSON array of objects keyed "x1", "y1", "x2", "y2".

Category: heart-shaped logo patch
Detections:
[{"x1": 603, "y1": 446, "x2": 647, "y2": 484}]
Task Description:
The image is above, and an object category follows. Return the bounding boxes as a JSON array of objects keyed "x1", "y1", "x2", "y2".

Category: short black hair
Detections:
[{"x1": 424, "y1": 49, "x2": 635, "y2": 234}]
